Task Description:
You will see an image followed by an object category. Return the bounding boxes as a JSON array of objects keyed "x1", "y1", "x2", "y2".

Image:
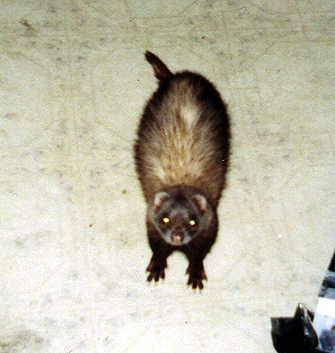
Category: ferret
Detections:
[{"x1": 134, "y1": 51, "x2": 230, "y2": 289}]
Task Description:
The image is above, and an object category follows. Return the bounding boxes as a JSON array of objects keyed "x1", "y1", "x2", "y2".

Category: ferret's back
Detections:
[{"x1": 135, "y1": 72, "x2": 230, "y2": 205}]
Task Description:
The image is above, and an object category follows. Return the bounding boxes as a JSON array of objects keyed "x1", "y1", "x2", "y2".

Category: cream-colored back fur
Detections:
[{"x1": 139, "y1": 78, "x2": 224, "y2": 202}]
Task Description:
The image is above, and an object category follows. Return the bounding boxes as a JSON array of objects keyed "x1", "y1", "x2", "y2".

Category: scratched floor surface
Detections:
[{"x1": 0, "y1": 1, "x2": 334, "y2": 352}]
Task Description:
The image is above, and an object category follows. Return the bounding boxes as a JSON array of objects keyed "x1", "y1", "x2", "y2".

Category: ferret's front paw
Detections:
[
  {"x1": 186, "y1": 266, "x2": 207, "y2": 290},
  {"x1": 146, "y1": 257, "x2": 167, "y2": 283}
]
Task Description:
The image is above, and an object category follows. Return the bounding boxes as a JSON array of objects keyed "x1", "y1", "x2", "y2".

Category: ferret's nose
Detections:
[{"x1": 171, "y1": 231, "x2": 184, "y2": 245}]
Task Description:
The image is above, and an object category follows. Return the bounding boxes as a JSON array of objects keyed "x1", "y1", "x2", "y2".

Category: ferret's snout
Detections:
[{"x1": 171, "y1": 231, "x2": 184, "y2": 245}]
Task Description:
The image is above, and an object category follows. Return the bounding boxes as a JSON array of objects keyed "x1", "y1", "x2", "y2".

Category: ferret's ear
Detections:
[
  {"x1": 193, "y1": 194, "x2": 207, "y2": 213},
  {"x1": 154, "y1": 191, "x2": 169, "y2": 209}
]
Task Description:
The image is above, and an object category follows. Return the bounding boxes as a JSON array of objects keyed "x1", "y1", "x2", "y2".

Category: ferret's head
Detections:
[{"x1": 148, "y1": 186, "x2": 214, "y2": 246}]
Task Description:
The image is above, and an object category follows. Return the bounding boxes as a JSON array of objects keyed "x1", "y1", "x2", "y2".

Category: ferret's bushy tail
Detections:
[{"x1": 145, "y1": 51, "x2": 172, "y2": 81}]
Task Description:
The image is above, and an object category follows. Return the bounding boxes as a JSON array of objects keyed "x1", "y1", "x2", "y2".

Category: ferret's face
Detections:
[{"x1": 150, "y1": 190, "x2": 209, "y2": 246}]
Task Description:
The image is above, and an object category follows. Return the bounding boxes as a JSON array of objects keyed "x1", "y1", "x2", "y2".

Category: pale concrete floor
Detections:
[{"x1": 0, "y1": 1, "x2": 334, "y2": 352}]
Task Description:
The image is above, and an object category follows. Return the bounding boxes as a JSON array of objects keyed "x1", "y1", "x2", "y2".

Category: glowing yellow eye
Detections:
[
  {"x1": 189, "y1": 219, "x2": 196, "y2": 226},
  {"x1": 162, "y1": 217, "x2": 170, "y2": 224}
]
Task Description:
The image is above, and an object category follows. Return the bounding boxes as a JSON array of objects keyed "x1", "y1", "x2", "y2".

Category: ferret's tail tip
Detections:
[{"x1": 144, "y1": 51, "x2": 172, "y2": 81}]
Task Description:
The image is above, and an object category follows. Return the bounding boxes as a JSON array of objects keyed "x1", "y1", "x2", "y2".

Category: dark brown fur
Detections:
[{"x1": 134, "y1": 51, "x2": 230, "y2": 289}]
